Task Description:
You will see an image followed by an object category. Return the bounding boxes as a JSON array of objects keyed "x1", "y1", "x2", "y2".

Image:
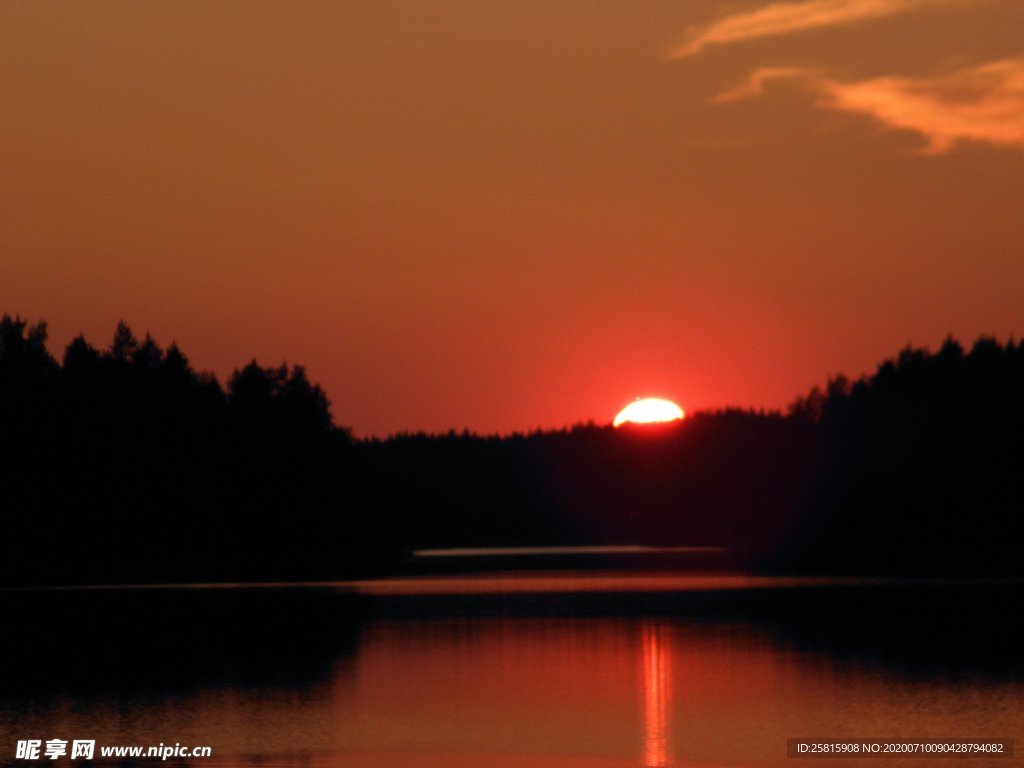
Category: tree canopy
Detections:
[{"x1": 2, "y1": 314, "x2": 1023, "y2": 585}]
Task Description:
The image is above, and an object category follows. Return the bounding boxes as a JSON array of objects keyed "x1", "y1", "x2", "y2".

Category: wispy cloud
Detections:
[
  {"x1": 714, "y1": 67, "x2": 823, "y2": 103},
  {"x1": 716, "y1": 58, "x2": 1024, "y2": 153},
  {"x1": 670, "y1": 0, "x2": 960, "y2": 58}
]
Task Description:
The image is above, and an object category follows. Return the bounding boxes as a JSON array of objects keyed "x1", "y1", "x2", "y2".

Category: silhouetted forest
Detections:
[
  {"x1": 2, "y1": 314, "x2": 1022, "y2": 585},
  {"x1": 0, "y1": 316, "x2": 374, "y2": 585}
]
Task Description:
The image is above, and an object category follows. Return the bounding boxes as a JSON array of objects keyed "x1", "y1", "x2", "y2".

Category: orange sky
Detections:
[{"x1": 3, "y1": 1, "x2": 1023, "y2": 436}]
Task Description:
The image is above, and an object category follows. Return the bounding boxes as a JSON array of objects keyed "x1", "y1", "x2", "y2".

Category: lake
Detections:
[{"x1": 1, "y1": 571, "x2": 1021, "y2": 767}]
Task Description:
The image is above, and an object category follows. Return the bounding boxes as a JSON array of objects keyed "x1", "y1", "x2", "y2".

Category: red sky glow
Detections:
[{"x1": 3, "y1": 1, "x2": 1023, "y2": 435}]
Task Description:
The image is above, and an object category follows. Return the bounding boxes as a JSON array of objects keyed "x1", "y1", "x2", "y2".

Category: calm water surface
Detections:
[{"x1": 2, "y1": 574, "x2": 1021, "y2": 768}]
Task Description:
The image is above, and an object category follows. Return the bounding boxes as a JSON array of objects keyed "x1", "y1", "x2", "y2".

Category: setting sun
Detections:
[{"x1": 613, "y1": 397, "x2": 685, "y2": 428}]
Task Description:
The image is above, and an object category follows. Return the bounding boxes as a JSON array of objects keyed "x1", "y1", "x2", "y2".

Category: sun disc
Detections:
[{"x1": 613, "y1": 397, "x2": 685, "y2": 427}]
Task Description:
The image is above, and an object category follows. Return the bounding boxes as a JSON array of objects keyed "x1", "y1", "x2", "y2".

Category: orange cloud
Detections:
[
  {"x1": 670, "y1": 0, "x2": 962, "y2": 58},
  {"x1": 714, "y1": 67, "x2": 822, "y2": 103},
  {"x1": 717, "y1": 58, "x2": 1024, "y2": 153}
]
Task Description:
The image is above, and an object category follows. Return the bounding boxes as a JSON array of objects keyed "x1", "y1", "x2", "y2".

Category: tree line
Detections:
[
  {"x1": 0, "y1": 315, "x2": 379, "y2": 585},
  {"x1": 2, "y1": 314, "x2": 1022, "y2": 585}
]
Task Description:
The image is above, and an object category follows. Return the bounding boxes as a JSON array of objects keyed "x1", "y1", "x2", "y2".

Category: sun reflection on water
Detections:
[{"x1": 643, "y1": 623, "x2": 671, "y2": 766}]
